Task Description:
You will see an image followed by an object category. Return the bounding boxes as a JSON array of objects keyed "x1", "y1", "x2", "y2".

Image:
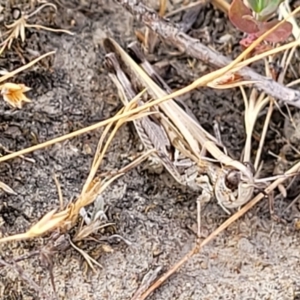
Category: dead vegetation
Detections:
[
  {"x1": 0, "y1": 0, "x2": 300, "y2": 299},
  {"x1": 0, "y1": 2, "x2": 73, "y2": 207}
]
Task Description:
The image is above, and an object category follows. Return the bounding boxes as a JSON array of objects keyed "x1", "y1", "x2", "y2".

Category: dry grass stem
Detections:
[
  {"x1": 0, "y1": 90, "x2": 156, "y2": 243},
  {"x1": 159, "y1": 0, "x2": 167, "y2": 16},
  {"x1": 0, "y1": 51, "x2": 55, "y2": 193},
  {"x1": 0, "y1": 258, "x2": 43, "y2": 295},
  {"x1": 138, "y1": 158, "x2": 300, "y2": 299},
  {"x1": 74, "y1": 221, "x2": 115, "y2": 242},
  {"x1": 0, "y1": 10, "x2": 297, "y2": 217},
  {"x1": 53, "y1": 173, "x2": 64, "y2": 211},
  {"x1": 0, "y1": 2, "x2": 74, "y2": 53},
  {"x1": 254, "y1": 98, "x2": 274, "y2": 170},
  {"x1": 0, "y1": 50, "x2": 55, "y2": 84},
  {"x1": 117, "y1": 0, "x2": 300, "y2": 105},
  {"x1": 99, "y1": 2, "x2": 300, "y2": 298},
  {"x1": 0, "y1": 19, "x2": 297, "y2": 162},
  {"x1": 0, "y1": 25, "x2": 297, "y2": 202},
  {"x1": 69, "y1": 238, "x2": 102, "y2": 273},
  {"x1": 1, "y1": 3, "x2": 299, "y2": 295},
  {"x1": 166, "y1": 0, "x2": 213, "y2": 17},
  {"x1": 241, "y1": 4, "x2": 300, "y2": 171}
]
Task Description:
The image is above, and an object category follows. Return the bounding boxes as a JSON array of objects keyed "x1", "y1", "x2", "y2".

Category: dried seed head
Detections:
[{"x1": 0, "y1": 82, "x2": 31, "y2": 108}]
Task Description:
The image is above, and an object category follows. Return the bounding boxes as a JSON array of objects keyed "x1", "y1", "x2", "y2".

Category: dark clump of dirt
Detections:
[{"x1": 0, "y1": 1, "x2": 300, "y2": 299}]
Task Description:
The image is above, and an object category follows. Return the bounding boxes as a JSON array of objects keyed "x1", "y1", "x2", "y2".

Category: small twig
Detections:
[
  {"x1": 131, "y1": 266, "x2": 163, "y2": 300},
  {"x1": 254, "y1": 98, "x2": 274, "y2": 170},
  {"x1": 137, "y1": 159, "x2": 300, "y2": 299},
  {"x1": 166, "y1": 1, "x2": 203, "y2": 17},
  {"x1": 53, "y1": 173, "x2": 64, "y2": 211},
  {"x1": 158, "y1": 0, "x2": 167, "y2": 16},
  {"x1": 0, "y1": 51, "x2": 55, "y2": 83},
  {"x1": 0, "y1": 105, "x2": 152, "y2": 164},
  {"x1": 0, "y1": 144, "x2": 35, "y2": 163},
  {"x1": 26, "y1": 2, "x2": 57, "y2": 18},
  {"x1": 114, "y1": 0, "x2": 300, "y2": 107},
  {"x1": 8, "y1": 250, "x2": 40, "y2": 263},
  {"x1": 0, "y1": 258, "x2": 43, "y2": 296},
  {"x1": 283, "y1": 193, "x2": 300, "y2": 213}
]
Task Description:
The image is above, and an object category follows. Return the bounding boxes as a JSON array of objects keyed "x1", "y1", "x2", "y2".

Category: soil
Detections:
[{"x1": 0, "y1": 1, "x2": 300, "y2": 299}]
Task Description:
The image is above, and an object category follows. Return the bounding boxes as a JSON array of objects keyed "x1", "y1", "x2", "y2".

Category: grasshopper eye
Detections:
[
  {"x1": 225, "y1": 161, "x2": 255, "y2": 191},
  {"x1": 225, "y1": 169, "x2": 241, "y2": 190}
]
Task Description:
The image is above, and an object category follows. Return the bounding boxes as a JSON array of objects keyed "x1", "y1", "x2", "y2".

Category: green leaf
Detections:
[
  {"x1": 247, "y1": 0, "x2": 284, "y2": 16},
  {"x1": 246, "y1": 0, "x2": 265, "y2": 13},
  {"x1": 258, "y1": 0, "x2": 285, "y2": 19}
]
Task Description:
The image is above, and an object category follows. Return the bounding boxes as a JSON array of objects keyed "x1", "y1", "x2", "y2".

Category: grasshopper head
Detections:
[{"x1": 214, "y1": 165, "x2": 254, "y2": 212}]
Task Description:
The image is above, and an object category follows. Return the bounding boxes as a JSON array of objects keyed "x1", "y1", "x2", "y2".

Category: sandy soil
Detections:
[{"x1": 0, "y1": 1, "x2": 300, "y2": 299}]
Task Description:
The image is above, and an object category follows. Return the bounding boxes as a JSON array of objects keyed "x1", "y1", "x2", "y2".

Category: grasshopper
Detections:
[{"x1": 102, "y1": 37, "x2": 254, "y2": 216}]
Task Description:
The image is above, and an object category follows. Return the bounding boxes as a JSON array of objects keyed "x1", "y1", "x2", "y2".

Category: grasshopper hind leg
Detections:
[
  {"x1": 194, "y1": 174, "x2": 214, "y2": 237},
  {"x1": 196, "y1": 190, "x2": 212, "y2": 238}
]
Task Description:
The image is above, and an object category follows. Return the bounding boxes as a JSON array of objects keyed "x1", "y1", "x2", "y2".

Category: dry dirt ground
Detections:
[{"x1": 1, "y1": 0, "x2": 300, "y2": 299}]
